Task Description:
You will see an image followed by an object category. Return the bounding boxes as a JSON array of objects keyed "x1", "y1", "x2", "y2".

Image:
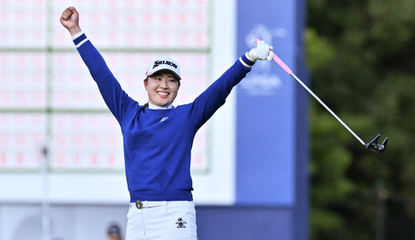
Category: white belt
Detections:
[{"x1": 133, "y1": 200, "x2": 166, "y2": 209}]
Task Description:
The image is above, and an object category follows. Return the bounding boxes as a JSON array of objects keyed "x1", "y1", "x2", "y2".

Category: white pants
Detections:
[{"x1": 125, "y1": 201, "x2": 197, "y2": 240}]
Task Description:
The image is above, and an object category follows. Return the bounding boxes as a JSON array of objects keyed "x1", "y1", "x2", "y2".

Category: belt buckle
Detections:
[{"x1": 135, "y1": 200, "x2": 143, "y2": 209}]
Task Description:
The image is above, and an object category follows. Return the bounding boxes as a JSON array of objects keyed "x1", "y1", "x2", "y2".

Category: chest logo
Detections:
[{"x1": 160, "y1": 117, "x2": 168, "y2": 122}]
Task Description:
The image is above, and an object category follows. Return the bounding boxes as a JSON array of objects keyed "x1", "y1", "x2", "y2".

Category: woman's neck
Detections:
[{"x1": 148, "y1": 102, "x2": 173, "y2": 110}]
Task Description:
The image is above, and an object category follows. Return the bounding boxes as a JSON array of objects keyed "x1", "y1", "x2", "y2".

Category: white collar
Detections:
[{"x1": 148, "y1": 103, "x2": 173, "y2": 110}]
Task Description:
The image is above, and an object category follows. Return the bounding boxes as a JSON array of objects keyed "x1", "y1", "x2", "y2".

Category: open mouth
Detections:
[{"x1": 157, "y1": 92, "x2": 169, "y2": 97}]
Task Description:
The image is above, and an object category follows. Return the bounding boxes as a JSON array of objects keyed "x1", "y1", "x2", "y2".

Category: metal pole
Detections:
[
  {"x1": 41, "y1": 144, "x2": 51, "y2": 240},
  {"x1": 43, "y1": 0, "x2": 53, "y2": 238}
]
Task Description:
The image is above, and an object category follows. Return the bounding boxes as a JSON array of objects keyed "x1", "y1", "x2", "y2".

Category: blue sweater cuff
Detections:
[
  {"x1": 73, "y1": 33, "x2": 88, "y2": 47},
  {"x1": 239, "y1": 53, "x2": 256, "y2": 68}
]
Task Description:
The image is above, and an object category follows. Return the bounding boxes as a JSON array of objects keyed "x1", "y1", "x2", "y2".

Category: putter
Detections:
[{"x1": 254, "y1": 39, "x2": 388, "y2": 154}]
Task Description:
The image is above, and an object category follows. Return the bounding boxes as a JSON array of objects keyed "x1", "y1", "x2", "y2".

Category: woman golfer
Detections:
[{"x1": 60, "y1": 6, "x2": 274, "y2": 240}]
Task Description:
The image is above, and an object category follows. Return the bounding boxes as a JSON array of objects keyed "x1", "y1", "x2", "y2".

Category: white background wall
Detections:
[{"x1": 0, "y1": 0, "x2": 237, "y2": 239}]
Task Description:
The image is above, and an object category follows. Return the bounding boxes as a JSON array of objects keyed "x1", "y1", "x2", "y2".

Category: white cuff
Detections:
[
  {"x1": 71, "y1": 31, "x2": 84, "y2": 40},
  {"x1": 239, "y1": 57, "x2": 252, "y2": 68}
]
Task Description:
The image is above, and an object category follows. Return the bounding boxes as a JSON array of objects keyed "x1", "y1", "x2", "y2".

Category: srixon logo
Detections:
[{"x1": 153, "y1": 60, "x2": 178, "y2": 69}]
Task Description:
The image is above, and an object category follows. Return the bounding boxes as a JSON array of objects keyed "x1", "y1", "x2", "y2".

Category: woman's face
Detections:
[{"x1": 144, "y1": 70, "x2": 180, "y2": 107}]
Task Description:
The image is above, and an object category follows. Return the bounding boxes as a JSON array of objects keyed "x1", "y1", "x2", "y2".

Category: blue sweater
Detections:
[{"x1": 73, "y1": 32, "x2": 255, "y2": 202}]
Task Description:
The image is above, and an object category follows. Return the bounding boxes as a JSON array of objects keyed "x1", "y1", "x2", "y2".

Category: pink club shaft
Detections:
[{"x1": 254, "y1": 39, "x2": 367, "y2": 146}]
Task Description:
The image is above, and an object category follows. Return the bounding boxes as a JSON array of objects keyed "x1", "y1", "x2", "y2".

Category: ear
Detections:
[{"x1": 143, "y1": 79, "x2": 148, "y2": 91}]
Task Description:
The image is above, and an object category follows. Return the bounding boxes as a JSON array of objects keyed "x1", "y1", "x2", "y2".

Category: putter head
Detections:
[{"x1": 366, "y1": 134, "x2": 388, "y2": 154}]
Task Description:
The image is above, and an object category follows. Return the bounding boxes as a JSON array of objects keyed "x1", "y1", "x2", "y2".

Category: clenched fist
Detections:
[{"x1": 60, "y1": 6, "x2": 82, "y2": 36}]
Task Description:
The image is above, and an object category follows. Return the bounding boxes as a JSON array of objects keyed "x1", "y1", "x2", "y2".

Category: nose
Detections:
[{"x1": 159, "y1": 79, "x2": 169, "y2": 89}]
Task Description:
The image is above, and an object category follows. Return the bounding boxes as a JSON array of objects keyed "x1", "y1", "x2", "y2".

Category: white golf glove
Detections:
[{"x1": 247, "y1": 40, "x2": 274, "y2": 62}]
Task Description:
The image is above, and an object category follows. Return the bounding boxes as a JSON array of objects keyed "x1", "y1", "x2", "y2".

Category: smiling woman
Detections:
[
  {"x1": 60, "y1": 6, "x2": 273, "y2": 240},
  {"x1": 144, "y1": 66, "x2": 181, "y2": 108}
]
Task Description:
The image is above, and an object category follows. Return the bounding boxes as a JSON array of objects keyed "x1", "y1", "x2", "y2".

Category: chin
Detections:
[{"x1": 157, "y1": 102, "x2": 171, "y2": 106}]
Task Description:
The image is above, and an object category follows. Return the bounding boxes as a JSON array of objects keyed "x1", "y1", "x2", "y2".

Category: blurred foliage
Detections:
[{"x1": 306, "y1": 0, "x2": 415, "y2": 239}]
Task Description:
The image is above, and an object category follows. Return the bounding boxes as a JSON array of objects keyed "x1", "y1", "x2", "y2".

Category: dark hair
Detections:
[
  {"x1": 143, "y1": 102, "x2": 149, "y2": 110},
  {"x1": 143, "y1": 78, "x2": 149, "y2": 111},
  {"x1": 107, "y1": 224, "x2": 121, "y2": 235}
]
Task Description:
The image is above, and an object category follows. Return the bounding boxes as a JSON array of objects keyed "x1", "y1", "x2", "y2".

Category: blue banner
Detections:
[{"x1": 236, "y1": 0, "x2": 298, "y2": 206}]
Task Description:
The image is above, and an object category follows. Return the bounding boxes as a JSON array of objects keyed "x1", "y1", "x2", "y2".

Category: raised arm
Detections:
[
  {"x1": 59, "y1": 7, "x2": 136, "y2": 124},
  {"x1": 190, "y1": 40, "x2": 274, "y2": 127}
]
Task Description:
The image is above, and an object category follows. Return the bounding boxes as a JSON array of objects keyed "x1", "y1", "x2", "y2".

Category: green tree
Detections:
[{"x1": 307, "y1": 0, "x2": 415, "y2": 239}]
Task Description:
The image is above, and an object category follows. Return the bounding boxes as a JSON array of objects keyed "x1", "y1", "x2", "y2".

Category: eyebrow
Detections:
[
  {"x1": 152, "y1": 72, "x2": 173, "y2": 76},
  {"x1": 152, "y1": 74, "x2": 177, "y2": 79}
]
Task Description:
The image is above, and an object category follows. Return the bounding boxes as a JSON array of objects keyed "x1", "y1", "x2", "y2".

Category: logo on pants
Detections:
[{"x1": 176, "y1": 217, "x2": 187, "y2": 229}]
